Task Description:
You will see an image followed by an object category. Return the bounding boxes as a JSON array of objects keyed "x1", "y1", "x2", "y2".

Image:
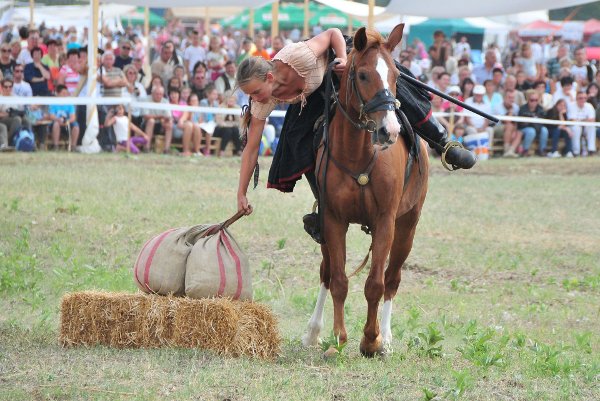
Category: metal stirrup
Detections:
[{"x1": 441, "y1": 140, "x2": 465, "y2": 172}]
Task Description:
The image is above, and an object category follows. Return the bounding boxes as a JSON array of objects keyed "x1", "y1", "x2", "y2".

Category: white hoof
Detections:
[
  {"x1": 381, "y1": 332, "x2": 394, "y2": 354},
  {"x1": 302, "y1": 324, "x2": 322, "y2": 347}
]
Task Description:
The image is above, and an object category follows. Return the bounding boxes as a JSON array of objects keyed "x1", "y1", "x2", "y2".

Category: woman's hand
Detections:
[
  {"x1": 237, "y1": 193, "x2": 253, "y2": 215},
  {"x1": 333, "y1": 57, "x2": 346, "y2": 75}
]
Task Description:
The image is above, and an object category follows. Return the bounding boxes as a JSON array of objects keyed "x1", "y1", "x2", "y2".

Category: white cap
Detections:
[
  {"x1": 473, "y1": 85, "x2": 485, "y2": 95},
  {"x1": 448, "y1": 85, "x2": 461, "y2": 94}
]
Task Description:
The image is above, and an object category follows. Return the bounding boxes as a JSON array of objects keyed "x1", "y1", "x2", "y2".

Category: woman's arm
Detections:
[
  {"x1": 237, "y1": 116, "x2": 266, "y2": 215},
  {"x1": 305, "y1": 28, "x2": 347, "y2": 73}
]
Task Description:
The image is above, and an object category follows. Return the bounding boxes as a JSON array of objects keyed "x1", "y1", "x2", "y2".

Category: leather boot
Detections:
[
  {"x1": 418, "y1": 114, "x2": 477, "y2": 170},
  {"x1": 303, "y1": 172, "x2": 324, "y2": 244}
]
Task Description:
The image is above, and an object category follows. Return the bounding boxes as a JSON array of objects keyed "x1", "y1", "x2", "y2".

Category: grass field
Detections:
[{"x1": 1, "y1": 153, "x2": 599, "y2": 401}]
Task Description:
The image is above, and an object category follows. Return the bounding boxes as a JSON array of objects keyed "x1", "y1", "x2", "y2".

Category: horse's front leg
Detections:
[
  {"x1": 323, "y1": 215, "x2": 349, "y2": 346},
  {"x1": 302, "y1": 246, "x2": 331, "y2": 346},
  {"x1": 360, "y1": 216, "x2": 395, "y2": 357}
]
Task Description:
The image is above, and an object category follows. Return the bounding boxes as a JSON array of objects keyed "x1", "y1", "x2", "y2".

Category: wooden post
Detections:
[
  {"x1": 205, "y1": 7, "x2": 210, "y2": 36},
  {"x1": 271, "y1": 1, "x2": 279, "y2": 42},
  {"x1": 144, "y1": 7, "x2": 150, "y2": 70},
  {"x1": 347, "y1": 15, "x2": 353, "y2": 36},
  {"x1": 249, "y1": 9, "x2": 255, "y2": 39},
  {"x1": 29, "y1": 0, "x2": 34, "y2": 29},
  {"x1": 368, "y1": 0, "x2": 375, "y2": 30},
  {"x1": 303, "y1": 0, "x2": 309, "y2": 39}
]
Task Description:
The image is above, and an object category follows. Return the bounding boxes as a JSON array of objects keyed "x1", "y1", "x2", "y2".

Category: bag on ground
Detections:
[
  {"x1": 13, "y1": 129, "x2": 35, "y2": 152},
  {"x1": 186, "y1": 224, "x2": 252, "y2": 301},
  {"x1": 133, "y1": 225, "x2": 206, "y2": 296}
]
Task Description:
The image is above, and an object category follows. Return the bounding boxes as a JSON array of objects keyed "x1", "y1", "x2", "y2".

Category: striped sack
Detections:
[
  {"x1": 185, "y1": 226, "x2": 252, "y2": 301},
  {"x1": 133, "y1": 225, "x2": 206, "y2": 296}
]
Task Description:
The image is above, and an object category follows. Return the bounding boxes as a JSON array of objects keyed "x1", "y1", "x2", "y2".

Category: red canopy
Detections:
[
  {"x1": 584, "y1": 19, "x2": 600, "y2": 36},
  {"x1": 517, "y1": 20, "x2": 560, "y2": 37}
]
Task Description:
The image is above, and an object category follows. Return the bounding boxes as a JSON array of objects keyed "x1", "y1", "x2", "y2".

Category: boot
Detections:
[
  {"x1": 303, "y1": 210, "x2": 323, "y2": 244},
  {"x1": 303, "y1": 172, "x2": 324, "y2": 244},
  {"x1": 419, "y1": 114, "x2": 477, "y2": 170}
]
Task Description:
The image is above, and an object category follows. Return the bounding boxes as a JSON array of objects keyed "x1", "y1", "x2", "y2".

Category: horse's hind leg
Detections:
[
  {"x1": 302, "y1": 246, "x2": 331, "y2": 346},
  {"x1": 381, "y1": 208, "x2": 421, "y2": 351}
]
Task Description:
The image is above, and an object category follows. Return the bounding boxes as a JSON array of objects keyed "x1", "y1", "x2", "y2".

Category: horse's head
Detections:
[{"x1": 344, "y1": 24, "x2": 405, "y2": 146}]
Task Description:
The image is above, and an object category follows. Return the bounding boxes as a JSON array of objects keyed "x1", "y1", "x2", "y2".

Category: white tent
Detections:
[
  {"x1": 384, "y1": 0, "x2": 596, "y2": 18},
  {"x1": 0, "y1": 4, "x2": 133, "y2": 32}
]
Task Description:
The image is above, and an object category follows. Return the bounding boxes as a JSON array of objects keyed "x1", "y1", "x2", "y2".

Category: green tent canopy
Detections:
[
  {"x1": 310, "y1": 5, "x2": 362, "y2": 29},
  {"x1": 407, "y1": 18, "x2": 484, "y2": 49},
  {"x1": 121, "y1": 7, "x2": 166, "y2": 27},
  {"x1": 221, "y1": 3, "x2": 307, "y2": 31},
  {"x1": 220, "y1": 1, "x2": 363, "y2": 31}
]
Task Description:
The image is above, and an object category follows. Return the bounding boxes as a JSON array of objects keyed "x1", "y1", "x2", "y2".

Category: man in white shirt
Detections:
[
  {"x1": 12, "y1": 64, "x2": 32, "y2": 97},
  {"x1": 214, "y1": 61, "x2": 237, "y2": 102},
  {"x1": 570, "y1": 46, "x2": 596, "y2": 91},
  {"x1": 464, "y1": 85, "x2": 492, "y2": 136},
  {"x1": 567, "y1": 91, "x2": 596, "y2": 156},
  {"x1": 183, "y1": 30, "x2": 206, "y2": 78}
]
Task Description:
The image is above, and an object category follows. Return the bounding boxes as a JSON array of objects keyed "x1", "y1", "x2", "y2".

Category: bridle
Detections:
[{"x1": 330, "y1": 51, "x2": 401, "y2": 133}]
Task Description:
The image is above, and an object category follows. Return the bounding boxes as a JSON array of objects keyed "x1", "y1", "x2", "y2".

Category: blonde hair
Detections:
[{"x1": 235, "y1": 56, "x2": 274, "y2": 133}]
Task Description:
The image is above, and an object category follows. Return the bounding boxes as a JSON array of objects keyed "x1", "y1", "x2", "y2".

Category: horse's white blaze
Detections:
[
  {"x1": 380, "y1": 300, "x2": 393, "y2": 346},
  {"x1": 302, "y1": 283, "x2": 328, "y2": 346},
  {"x1": 376, "y1": 56, "x2": 401, "y2": 136},
  {"x1": 376, "y1": 57, "x2": 390, "y2": 89}
]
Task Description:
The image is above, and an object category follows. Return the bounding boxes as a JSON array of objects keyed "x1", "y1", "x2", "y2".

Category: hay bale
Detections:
[
  {"x1": 232, "y1": 302, "x2": 281, "y2": 360},
  {"x1": 59, "y1": 291, "x2": 280, "y2": 359}
]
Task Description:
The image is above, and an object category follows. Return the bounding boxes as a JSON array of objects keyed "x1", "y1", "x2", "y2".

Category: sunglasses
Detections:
[
  {"x1": 1, "y1": 49, "x2": 10, "y2": 53},
  {"x1": 122, "y1": 46, "x2": 131, "y2": 50},
  {"x1": 528, "y1": 98, "x2": 539, "y2": 102},
  {"x1": 3, "y1": 85, "x2": 13, "y2": 89}
]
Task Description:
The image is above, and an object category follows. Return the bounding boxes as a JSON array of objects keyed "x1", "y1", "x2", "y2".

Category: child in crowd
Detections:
[{"x1": 104, "y1": 104, "x2": 148, "y2": 154}]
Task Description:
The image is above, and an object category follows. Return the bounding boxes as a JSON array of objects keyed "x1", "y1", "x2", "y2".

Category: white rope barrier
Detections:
[{"x1": 0, "y1": 96, "x2": 597, "y2": 125}]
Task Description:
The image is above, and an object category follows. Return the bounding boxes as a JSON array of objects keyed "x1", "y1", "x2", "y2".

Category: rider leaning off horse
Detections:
[{"x1": 236, "y1": 27, "x2": 476, "y2": 241}]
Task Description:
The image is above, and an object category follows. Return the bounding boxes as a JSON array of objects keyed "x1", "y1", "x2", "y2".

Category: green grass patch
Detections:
[{"x1": 1, "y1": 153, "x2": 599, "y2": 400}]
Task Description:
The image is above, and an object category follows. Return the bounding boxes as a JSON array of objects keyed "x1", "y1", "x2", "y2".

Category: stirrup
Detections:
[{"x1": 441, "y1": 140, "x2": 463, "y2": 171}]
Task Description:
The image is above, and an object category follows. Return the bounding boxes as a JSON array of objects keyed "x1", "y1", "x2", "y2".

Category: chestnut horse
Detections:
[{"x1": 302, "y1": 25, "x2": 429, "y2": 357}]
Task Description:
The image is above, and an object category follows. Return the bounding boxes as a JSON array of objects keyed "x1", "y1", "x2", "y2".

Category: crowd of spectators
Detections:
[
  {"x1": 401, "y1": 30, "x2": 600, "y2": 157},
  {"x1": 0, "y1": 20, "x2": 599, "y2": 158}
]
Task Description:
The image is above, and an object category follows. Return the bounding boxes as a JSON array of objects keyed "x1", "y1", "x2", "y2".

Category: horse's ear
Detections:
[
  {"x1": 354, "y1": 27, "x2": 368, "y2": 52},
  {"x1": 386, "y1": 23, "x2": 405, "y2": 52}
]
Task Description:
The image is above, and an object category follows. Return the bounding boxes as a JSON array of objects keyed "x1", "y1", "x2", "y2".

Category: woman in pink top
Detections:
[{"x1": 236, "y1": 29, "x2": 346, "y2": 212}]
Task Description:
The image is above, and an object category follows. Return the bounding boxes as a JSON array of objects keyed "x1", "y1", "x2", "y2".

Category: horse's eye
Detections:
[{"x1": 358, "y1": 72, "x2": 368, "y2": 81}]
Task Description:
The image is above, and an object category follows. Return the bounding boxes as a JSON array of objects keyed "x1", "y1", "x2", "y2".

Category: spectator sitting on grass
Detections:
[
  {"x1": 48, "y1": 85, "x2": 80, "y2": 150},
  {"x1": 104, "y1": 104, "x2": 148, "y2": 154}
]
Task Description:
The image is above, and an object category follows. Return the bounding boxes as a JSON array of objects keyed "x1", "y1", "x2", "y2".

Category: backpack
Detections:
[{"x1": 13, "y1": 129, "x2": 35, "y2": 152}]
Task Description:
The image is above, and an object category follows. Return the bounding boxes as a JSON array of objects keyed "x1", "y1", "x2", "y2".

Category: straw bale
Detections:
[
  {"x1": 171, "y1": 297, "x2": 240, "y2": 353},
  {"x1": 59, "y1": 291, "x2": 280, "y2": 359},
  {"x1": 231, "y1": 302, "x2": 281, "y2": 359}
]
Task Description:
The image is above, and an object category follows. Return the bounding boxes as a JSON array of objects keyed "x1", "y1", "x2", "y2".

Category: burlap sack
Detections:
[
  {"x1": 133, "y1": 225, "x2": 205, "y2": 296},
  {"x1": 186, "y1": 226, "x2": 252, "y2": 301}
]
